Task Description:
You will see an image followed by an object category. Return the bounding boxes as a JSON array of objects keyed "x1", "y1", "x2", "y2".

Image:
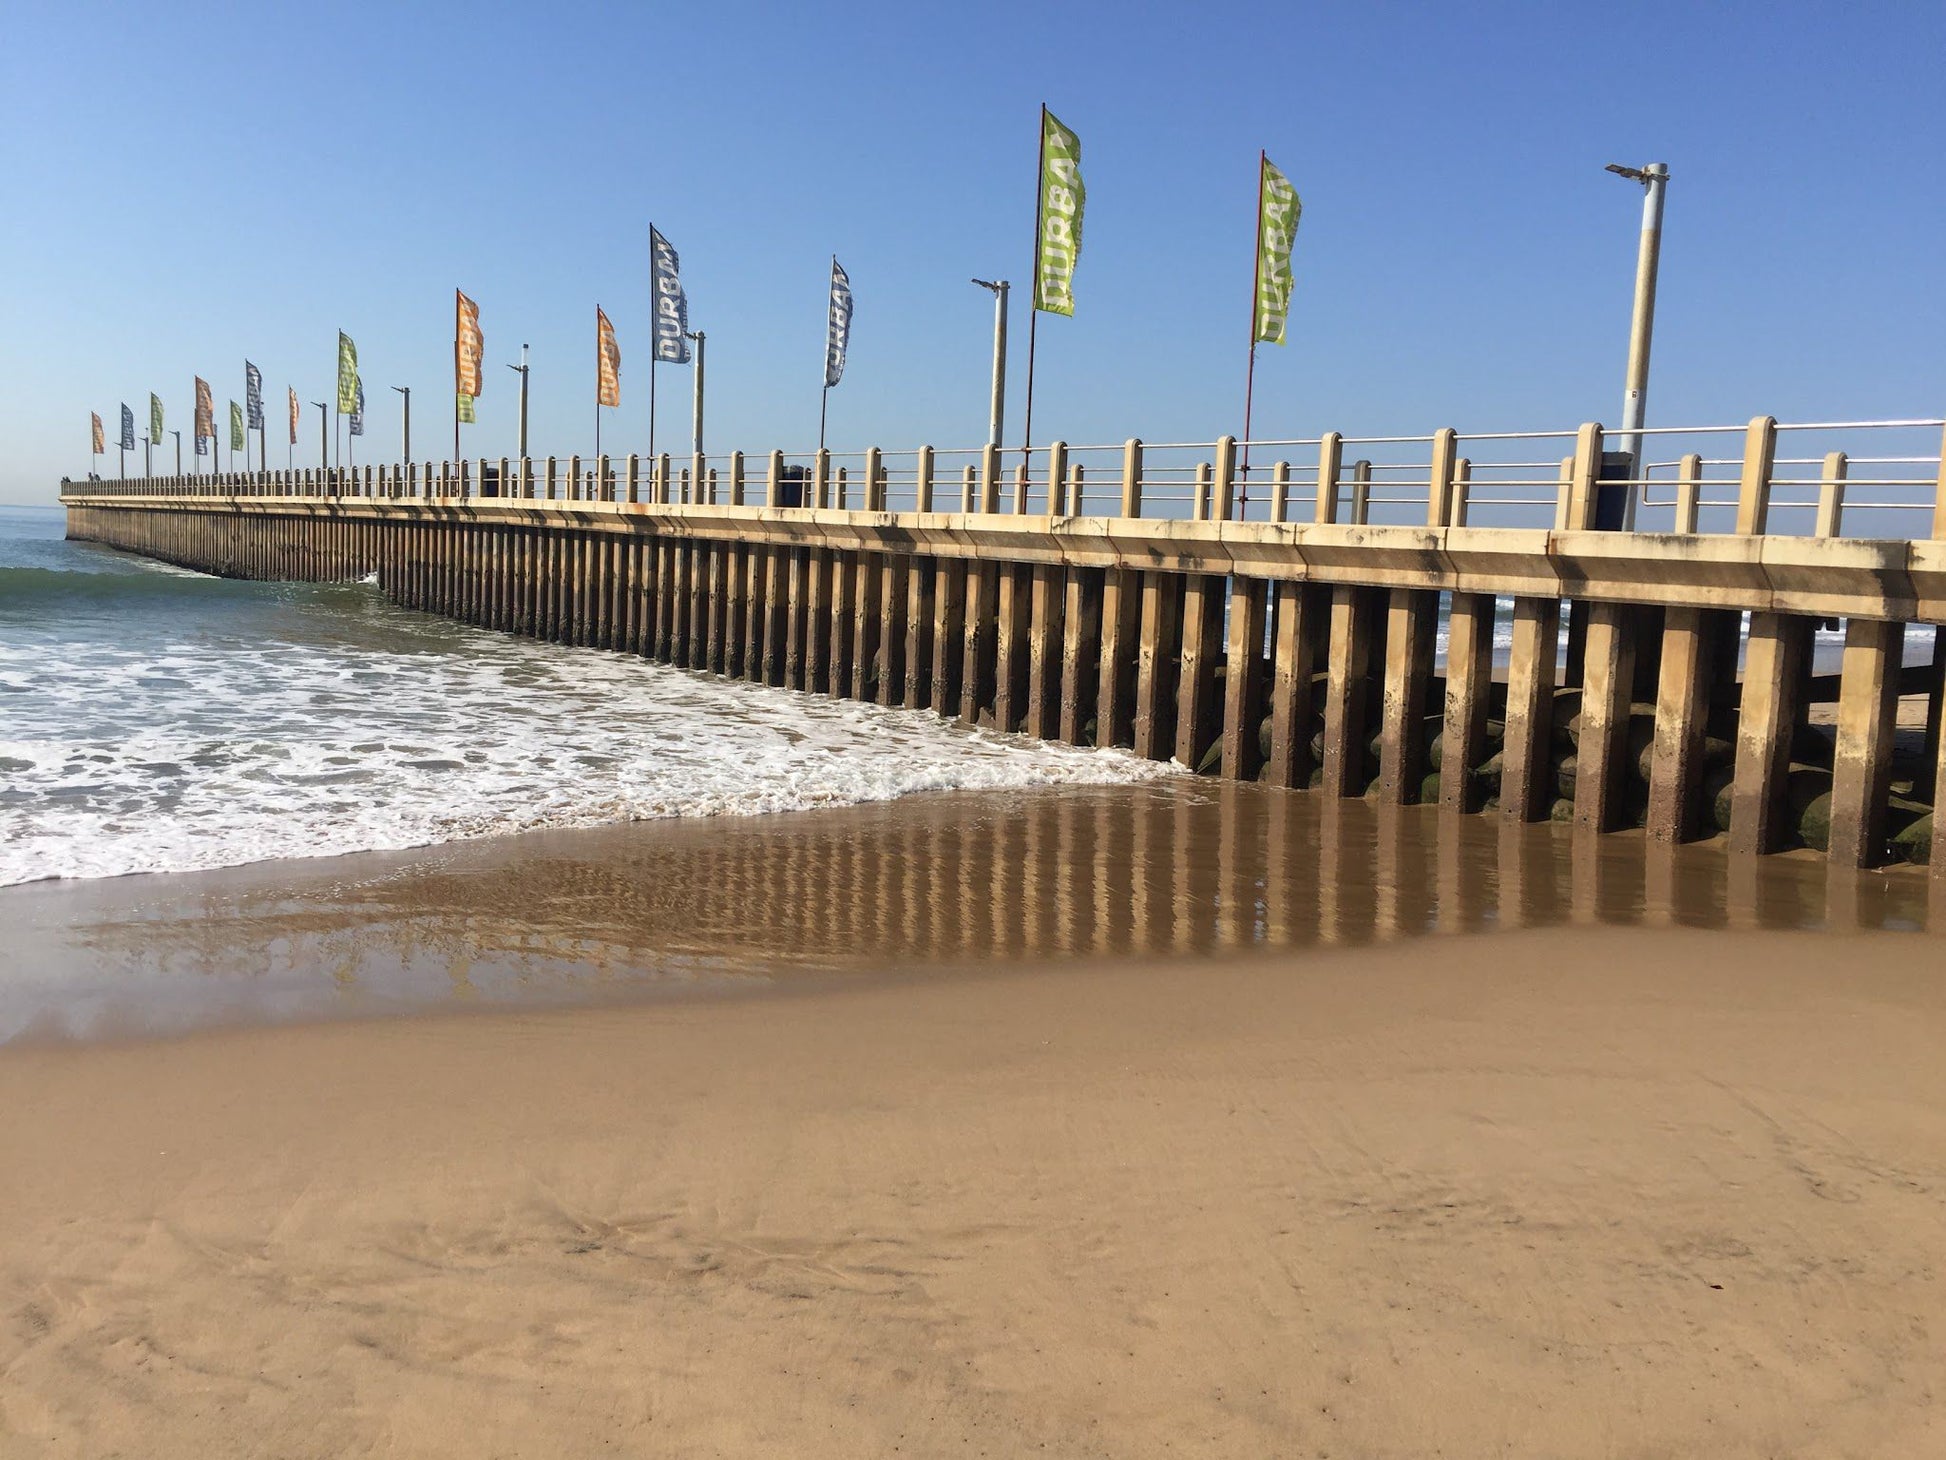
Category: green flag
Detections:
[
  {"x1": 456, "y1": 392, "x2": 476, "y2": 424},
  {"x1": 1033, "y1": 108, "x2": 1085, "y2": 316},
  {"x1": 230, "y1": 400, "x2": 246, "y2": 453},
  {"x1": 337, "y1": 331, "x2": 360, "y2": 414},
  {"x1": 1252, "y1": 156, "x2": 1302, "y2": 346},
  {"x1": 150, "y1": 392, "x2": 163, "y2": 443}
]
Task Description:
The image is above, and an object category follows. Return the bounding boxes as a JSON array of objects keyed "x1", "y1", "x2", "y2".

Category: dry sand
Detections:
[{"x1": 2, "y1": 921, "x2": 1943, "y2": 1458}]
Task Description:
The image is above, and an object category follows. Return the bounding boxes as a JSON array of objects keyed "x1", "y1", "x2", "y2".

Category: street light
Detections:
[
  {"x1": 1605, "y1": 161, "x2": 1670, "y2": 490},
  {"x1": 310, "y1": 401, "x2": 329, "y2": 471},
  {"x1": 685, "y1": 331, "x2": 705, "y2": 458},
  {"x1": 170, "y1": 429, "x2": 182, "y2": 475},
  {"x1": 971, "y1": 278, "x2": 1009, "y2": 449},
  {"x1": 506, "y1": 344, "x2": 530, "y2": 458},
  {"x1": 391, "y1": 385, "x2": 411, "y2": 463}
]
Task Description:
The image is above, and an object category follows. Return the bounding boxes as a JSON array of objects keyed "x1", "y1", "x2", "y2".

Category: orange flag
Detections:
[
  {"x1": 596, "y1": 306, "x2": 620, "y2": 407},
  {"x1": 91, "y1": 412, "x2": 105, "y2": 454},
  {"x1": 455, "y1": 290, "x2": 483, "y2": 397}
]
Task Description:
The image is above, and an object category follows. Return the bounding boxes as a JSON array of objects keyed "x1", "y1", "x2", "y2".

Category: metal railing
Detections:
[{"x1": 60, "y1": 415, "x2": 1946, "y2": 543}]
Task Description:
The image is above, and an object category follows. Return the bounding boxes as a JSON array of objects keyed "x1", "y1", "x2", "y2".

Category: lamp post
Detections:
[
  {"x1": 141, "y1": 433, "x2": 151, "y2": 477},
  {"x1": 391, "y1": 385, "x2": 411, "y2": 464},
  {"x1": 171, "y1": 429, "x2": 182, "y2": 475},
  {"x1": 1604, "y1": 161, "x2": 1670, "y2": 484},
  {"x1": 971, "y1": 278, "x2": 1009, "y2": 449},
  {"x1": 311, "y1": 401, "x2": 329, "y2": 471},
  {"x1": 686, "y1": 331, "x2": 705, "y2": 457},
  {"x1": 506, "y1": 344, "x2": 530, "y2": 459}
]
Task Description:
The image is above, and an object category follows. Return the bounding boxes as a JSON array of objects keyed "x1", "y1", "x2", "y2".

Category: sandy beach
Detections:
[
  {"x1": 0, "y1": 785, "x2": 1941, "y2": 1456},
  {"x1": 1, "y1": 920, "x2": 1942, "y2": 1457}
]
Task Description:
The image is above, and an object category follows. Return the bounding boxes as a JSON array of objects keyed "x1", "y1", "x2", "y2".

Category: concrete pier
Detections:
[{"x1": 59, "y1": 415, "x2": 1946, "y2": 877}]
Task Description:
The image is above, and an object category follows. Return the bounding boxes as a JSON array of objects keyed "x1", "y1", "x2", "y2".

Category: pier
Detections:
[{"x1": 59, "y1": 415, "x2": 1946, "y2": 876}]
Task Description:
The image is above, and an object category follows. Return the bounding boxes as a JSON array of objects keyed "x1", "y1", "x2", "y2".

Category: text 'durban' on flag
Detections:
[
  {"x1": 455, "y1": 291, "x2": 483, "y2": 396},
  {"x1": 337, "y1": 333, "x2": 359, "y2": 415},
  {"x1": 824, "y1": 258, "x2": 853, "y2": 389},
  {"x1": 245, "y1": 360, "x2": 264, "y2": 429},
  {"x1": 120, "y1": 403, "x2": 135, "y2": 451},
  {"x1": 349, "y1": 383, "x2": 365, "y2": 437},
  {"x1": 1253, "y1": 156, "x2": 1302, "y2": 346},
  {"x1": 650, "y1": 227, "x2": 691, "y2": 365},
  {"x1": 597, "y1": 306, "x2": 621, "y2": 407},
  {"x1": 1034, "y1": 109, "x2": 1085, "y2": 316}
]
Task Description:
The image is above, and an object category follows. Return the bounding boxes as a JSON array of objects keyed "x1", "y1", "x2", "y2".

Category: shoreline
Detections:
[{"x1": 3, "y1": 923, "x2": 1942, "y2": 1456}]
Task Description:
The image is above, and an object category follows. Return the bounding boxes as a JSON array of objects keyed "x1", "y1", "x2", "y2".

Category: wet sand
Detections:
[{"x1": 2, "y1": 785, "x2": 1943, "y2": 1456}]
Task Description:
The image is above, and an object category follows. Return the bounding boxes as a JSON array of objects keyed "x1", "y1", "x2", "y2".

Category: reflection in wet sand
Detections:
[{"x1": 2, "y1": 779, "x2": 1932, "y2": 1041}]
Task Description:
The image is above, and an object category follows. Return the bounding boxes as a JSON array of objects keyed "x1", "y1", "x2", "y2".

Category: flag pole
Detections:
[
  {"x1": 1020, "y1": 103, "x2": 1047, "y2": 482},
  {"x1": 1240, "y1": 149, "x2": 1268, "y2": 516},
  {"x1": 820, "y1": 384, "x2": 829, "y2": 452},
  {"x1": 649, "y1": 357, "x2": 658, "y2": 472}
]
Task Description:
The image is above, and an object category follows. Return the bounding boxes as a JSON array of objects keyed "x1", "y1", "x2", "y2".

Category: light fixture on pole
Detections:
[
  {"x1": 311, "y1": 402, "x2": 329, "y2": 470},
  {"x1": 1604, "y1": 161, "x2": 1670, "y2": 494},
  {"x1": 971, "y1": 278, "x2": 1009, "y2": 449},
  {"x1": 391, "y1": 385, "x2": 411, "y2": 463},
  {"x1": 506, "y1": 344, "x2": 530, "y2": 459},
  {"x1": 171, "y1": 429, "x2": 182, "y2": 475}
]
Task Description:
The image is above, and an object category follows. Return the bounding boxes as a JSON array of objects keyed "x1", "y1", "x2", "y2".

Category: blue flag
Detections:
[
  {"x1": 824, "y1": 257, "x2": 853, "y2": 390},
  {"x1": 119, "y1": 403, "x2": 135, "y2": 451},
  {"x1": 349, "y1": 381, "x2": 365, "y2": 437},
  {"x1": 245, "y1": 360, "x2": 264, "y2": 429},
  {"x1": 650, "y1": 226, "x2": 691, "y2": 365}
]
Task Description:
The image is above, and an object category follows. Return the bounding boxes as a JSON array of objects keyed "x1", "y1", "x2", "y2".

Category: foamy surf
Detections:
[{"x1": 0, "y1": 512, "x2": 1172, "y2": 887}]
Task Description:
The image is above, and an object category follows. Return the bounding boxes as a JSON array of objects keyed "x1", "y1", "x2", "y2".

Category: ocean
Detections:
[{"x1": 0, "y1": 504, "x2": 1168, "y2": 887}]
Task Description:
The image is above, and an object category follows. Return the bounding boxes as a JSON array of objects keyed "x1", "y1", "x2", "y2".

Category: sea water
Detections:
[{"x1": 0, "y1": 505, "x2": 1168, "y2": 886}]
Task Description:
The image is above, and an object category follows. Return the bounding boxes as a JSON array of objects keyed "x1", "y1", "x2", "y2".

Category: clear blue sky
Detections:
[{"x1": 3, "y1": 0, "x2": 1941, "y2": 502}]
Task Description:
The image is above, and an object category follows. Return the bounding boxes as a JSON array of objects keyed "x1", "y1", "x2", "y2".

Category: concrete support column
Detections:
[
  {"x1": 904, "y1": 558, "x2": 936, "y2": 709},
  {"x1": 1377, "y1": 588, "x2": 1438, "y2": 804},
  {"x1": 1132, "y1": 571, "x2": 1182, "y2": 762},
  {"x1": 1220, "y1": 577, "x2": 1269, "y2": 780},
  {"x1": 1058, "y1": 566, "x2": 1102, "y2": 744},
  {"x1": 1174, "y1": 573, "x2": 1224, "y2": 769},
  {"x1": 1645, "y1": 606, "x2": 1721, "y2": 842},
  {"x1": 1499, "y1": 597, "x2": 1562, "y2": 823},
  {"x1": 1314, "y1": 433, "x2": 1342, "y2": 524},
  {"x1": 1266, "y1": 582, "x2": 1325, "y2": 788},
  {"x1": 1320, "y1": 586, "x2": 1377, "y2": 799},
  {"x1": 1572, "y1": 601, "x2": 1638, "y2": 832},
  {"x1": 1730, "y1": 612, "x2": 1812, "y2": 855},
  {"x1": 1828, "y1": 616, "x2": 1903, "y2": 869},
  {"x1": 1025, "y1": 563, "x2": 1066, "y2": 738},
  {"x1": 1095, "y1": 567, "x2": 1141, "y2": 749},
  {"x1": 1440, "y1": 592, "x2": 1496, "y2": 813},
  {"x1": 929, "y1": 559, "x2": 966, "y2": 713}
]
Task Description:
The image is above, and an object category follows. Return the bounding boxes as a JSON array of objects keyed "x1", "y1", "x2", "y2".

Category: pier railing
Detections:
[{"x1": 66, "y1": 415, "x2": 1946, "y2": 543}]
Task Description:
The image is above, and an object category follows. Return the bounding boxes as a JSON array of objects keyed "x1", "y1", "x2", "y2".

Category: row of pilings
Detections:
[{"x1": 62, "y1": 500, "x2": 1945, "y2": 876}]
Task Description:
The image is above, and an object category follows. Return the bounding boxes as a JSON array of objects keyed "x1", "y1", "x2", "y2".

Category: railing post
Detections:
[
  {"x1": 461, "y1": 458, "x2": 472, "y2": 499},
  {"x1": 1933, "y1": 422, "x2": 1946, "y2": 540},
  {"x1": 568, "y1": 455, "x2": 580, "y2": 504},
  {"x1": 960, "y1": 464, "x2": 976, "y2": 513},
  {"x1": 1563, "y1": 422, "x2": 1603, "y2": 531},
  {"x1": 1046, "y1": 441, "x2": 1068, "y2": 515},
  {"x1": 1674, "y1": 452, "x2": 1702, "y2": 533},
  {"x1": 1314, "y1": 431, "x2": 1342, "y2": 524},
  {"x1": 1270, "y1": 460, "x2": 1291, "y2": 523},
  {"x1": 1733, "y1": 414, "x2": 1778, "y2": 536},
  {"x1": 981, "y1": 443, "x2": 1002, "y2": 514},
  {"x1": 1450, "y1": 458, "x2": 1473, "y2": 527},
  {"x1": 1194, "y1": 462, "x2": 1213, "y2": 521},
  {"x1": 1013, "y1": 460, "x2": 1029, "y2": 514},
  {"x1": 1426, "y1": 427, "x2": 1457, "y2": 528},
  {"x1": 627, "y1": 452, "x2": 641, "y2": 504},
  {"x1": 915, "y1": 445, "x2": 935, "y2": 512},
  {"x1": 865, "y1": 447, "x2": 883, "y2": 511},
  {"x1": 814, "y1": 448, "x2": 831, "y2": 509},
  {"x1": 1815, "y1": 451, "x2": 1848, "y2": 539},
  {"x1": 691, "y1": 452, "x2": 706, "y2": 505},
  {"x1": 729, "y1": 449, "x2": 745, "y2": 506},
  {"x1": 706, "y1": 467, "x2": 718, "y2": 504},
  {"x1": 1351, "y1": 460, "x2": 1372, "y2": 524},
  {"x1": 1069, "y1": 462, "x2": 1085, "y2": 514},
  {"x1": 1212, "y1": 435, "x2": 1237, "y2": 521},
  {"x1": 766, "y1": 449, "x2": 784, "y2": 508},
  {"x1": 656, "y1": 453, "x2": 671, "y2": 504},
  {"x1": 599, "y1": 454, "x2": 612, "y2": 504},
  {"x1": 1119, "y1": 438, "x2": 1142, "y2": 518}
]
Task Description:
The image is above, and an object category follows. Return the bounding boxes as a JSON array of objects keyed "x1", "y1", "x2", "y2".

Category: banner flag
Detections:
[
  {"x1": 457, "y1": 393, "x2": 476, "y2": 424},
  {"x1": 150, "y1": 392, "x2": 163, "y2": 443},
  {"x1": 350, "y1": 382, "x2": 365, "y2": 437},
  {"x1": 455, "y1": 291, "x2": 483, "y2": 396},
  {"x1": 1033, "y1": 109, "x2": 1085, "y2": 316},
  {"x1": 1252, "y1": 156, "x2": 1302, "y2": 346},
  {"x1": 228, "y1": 400, "x2": 244, "y2": 452},
  {"x1": 823, "y1": 257, "x2": 853, "y2": 389},
  {"x1": 336, "y1": 332, "x2": 359, "y2": 414},
  {"x1": 194, "y1": 376, "x2": 215, "y2": 446},
  {"x1": 596, "y1": 306, "x2": 621, "y2": 407},
  {"x1": 92, "y1": 413, "x2": 104, "y2": 454},
  {"x1": 245, "y1": 360, "x2": 264, "y2": 428},
  {"x1": 120, "y1": 403, "x2": 135, "y2": 451},
  {"x1": 288, "y1": 387, "x2": 299, "y2": 446},
  {"x1": 650, "y1": 226, "x2": 691, "y2": 364}
]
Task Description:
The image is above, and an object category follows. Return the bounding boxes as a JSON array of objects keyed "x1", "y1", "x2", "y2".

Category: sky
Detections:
[{"x1": 1, "y1": 0, "x2": 1941, "y2": 502}]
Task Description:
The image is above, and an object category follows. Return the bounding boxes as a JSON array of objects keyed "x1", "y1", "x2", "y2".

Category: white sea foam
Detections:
[{"x1": 0, "y1": 588, "x2": 1171, "y2": 887}]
